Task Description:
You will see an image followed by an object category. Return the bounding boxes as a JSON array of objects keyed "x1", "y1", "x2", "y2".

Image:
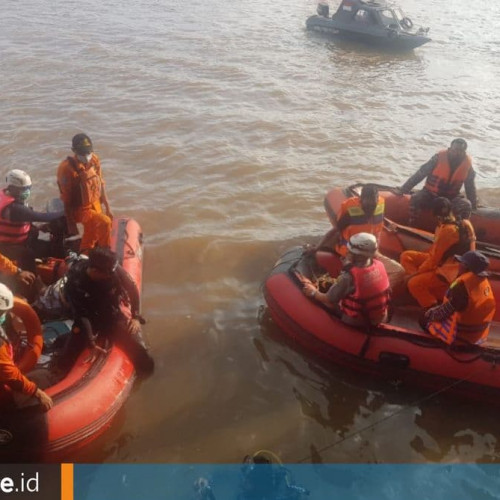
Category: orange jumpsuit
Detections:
[
  {"x1": 0, "y1": 342, "x2": 37, "y2": 403},
  {"x1": 57, "y1": 153, "x2": 111, "y2": 253},
  {"x1": 401, "y1": 220, "x2": 470, "y2": 307},
  {"x1": 335, "y1": 195, "x2": 385, "y2": 256},
  {"x1": 0, "y1": 298, "x2": 42, "y2": 405},
  {"x1": 427, "y1": 272, "x2": 495, "y2": 345},
  {"x1": 0, "y1": 252, "x2": 21, "y2": 276}
]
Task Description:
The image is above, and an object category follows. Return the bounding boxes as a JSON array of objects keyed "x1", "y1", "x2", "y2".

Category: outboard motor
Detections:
[{"x1": 316, "y1": 2, "x2": 329, "y2": 17}]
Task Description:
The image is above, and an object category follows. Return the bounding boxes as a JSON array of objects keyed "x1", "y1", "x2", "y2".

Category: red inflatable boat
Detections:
[
  {"x1": 0, "y1": 217, "x2": 143, "y2": 462},
  {"x1": 265, "y1": 247, "x2": 500, "y2": 405},
  {"x1": 264, "y1": 185, "x2": 500, "y2": 405},
  {"x1": 325, "y1": 184, "x2": 500, "y2": 255}
]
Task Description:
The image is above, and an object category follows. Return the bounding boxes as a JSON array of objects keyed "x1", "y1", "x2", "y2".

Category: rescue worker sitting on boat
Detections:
[
  {"x1": 395, "y1": 138, "x2": 477, "y2": 226},
  {"x1": 0, "y1": 283, "x2": 53, "y2": 411},
  {"x1": 422, "y1": 251, "x2": 495, "y2": 345},
  {"x1": 314, "y1": 184, "x2": 405, "y2": 290},
  {"x1": 0, "y1": 169, "x2": 65, "y2": 273},
  {"x1": 400, "y1": 197, "x2": 475, "y2": 309},
  {"x1": 452, "y1": 197, "x2": 476, "y2": 247},
  {"x1": 57, "y1": 133, "x2": 112, "y2": 254},
  {"x1": 301, "y1": 232, "x2": 391, "y2": 328},
  {"x1": 315, "y1": 184, "x2": 384, "y2": 257},
  {"x1": 58, "y1": 247, "x2": 154, "y2": 375}
]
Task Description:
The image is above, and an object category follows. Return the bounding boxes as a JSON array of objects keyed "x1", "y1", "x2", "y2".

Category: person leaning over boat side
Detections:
[
  {"x1": 315, "y1": 184, "x2": 384, "y2": 256},
  {"x1": 394, "y1": 138, "x2": 477, "y2": 226},
  {"x1": 422, "y1": 251, "x2": 495, "y2": 345},
  {"x1": 0, "y1": 169, "x2": 65, "y2": 273},
  {"x1": 301, "y1": 233, "x2": 391, "y2": 327},
  {"x1": 57, "y1": 133, "x2": 112, "y2": 254},
  {"x1": 60, "y1": 247, "x2": 154, "y2": 375},
  {"x1": 0, "y1": 283, "x2": 53, "y2": 411},
  {"x1": 400, "y1": 197, "x2": 474, "y2": 309}
]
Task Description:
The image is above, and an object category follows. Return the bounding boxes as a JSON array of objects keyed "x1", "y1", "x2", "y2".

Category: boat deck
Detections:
[{"x1": 389, "y1": 306, "x2": 500, "y2": 350}]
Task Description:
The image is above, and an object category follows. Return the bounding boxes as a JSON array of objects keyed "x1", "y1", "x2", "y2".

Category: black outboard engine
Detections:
[{"x1": 316, "y1": 2, "x2": 329, "y2": 17}]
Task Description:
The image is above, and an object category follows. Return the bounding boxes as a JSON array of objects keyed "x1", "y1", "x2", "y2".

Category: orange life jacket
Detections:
[
  {"x1": 428, "y1": 272, "x2": 495, "y2": 345},
  {"x1": 435, "y1": 219, "x2": 474, "y2": 283},
  {"x1": 340, "y1": 259, "x2": 391, "y2": 324},
  {"x1": 0, "y1": 190, "x2": 31, "y2": 244},
  {"x1": 335, "y1": 196, "x2": 385, "y2": 256},
  {"x1": 66, "y1": 155, "x2": 102, "y2": 208},
  {"x1": 424, "y1": 149, "x2": 472, "y2": 199}
]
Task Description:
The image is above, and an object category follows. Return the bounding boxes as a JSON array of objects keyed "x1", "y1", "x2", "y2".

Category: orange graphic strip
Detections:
[{"x1": 61, "y1": 463, "x2": 74, "y2": 500}]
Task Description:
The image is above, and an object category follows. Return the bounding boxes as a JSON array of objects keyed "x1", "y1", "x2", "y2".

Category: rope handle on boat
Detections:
[
  {"x1": 347, "y1": 182, "x2": 407, "y2": 197},
  {"x1": 122, "y1": 228, "x2": 137, "y2": 260}
]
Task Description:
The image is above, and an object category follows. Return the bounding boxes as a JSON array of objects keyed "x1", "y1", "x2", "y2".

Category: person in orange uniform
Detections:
[
  {"x1": 316, "y1": 184, "x2": 385, "y2": 256},
  {"x1": 0, "y1": 283, "x2": 53, "y2": 410},
  {"x1": 301, "y1": 233, "x2": 391, "y2": 327},
  {"x1": 400, "y1": 197, "x2": 475, "y2": 308},
  {"x1": 57, "y1": 133, "x2": 113, "y2": 254},
  {"x1": 0, "y1": 251, "x2": 36, "y2": 298},
  {"x1": 422, "y1": 251, "x2": 495, "y2": 345},
  {"x1": 452, "y1": 198, "x2": 476, "y2": 250},
  {"x1": 395, "y1": 138, "x2": 477, "y2": 226}
]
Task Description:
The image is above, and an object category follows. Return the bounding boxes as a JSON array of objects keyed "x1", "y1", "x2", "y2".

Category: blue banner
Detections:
[{"x1": 74, "y1": 464, "x2": 500, "y2": 500}]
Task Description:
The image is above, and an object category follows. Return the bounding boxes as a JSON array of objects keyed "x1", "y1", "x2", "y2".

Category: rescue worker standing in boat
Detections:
[
  {"x1": 0, "y1": 283, "x2": 53, "y2": 411},
  {"x1": 57, "y1": 133, "x2": 112, "y2": 254},
  {"x1": 400, "y1": 197, "x2": 475, "y2": 309},
  {"x1": 61, "y1": 247, "x2": 154, "y2": 375},
  {"x1": 0, "y1": 169, "x2": 65, "y2": 273},
  {"x1": 301, "y1": 233, "x2": 391, "y2": 327},
  {"x1": 395, "y1": 138, "x2": 477, "y2": 226},
  {"x1": 422, "y1": 251, "x2": 495, "y2": 345}
]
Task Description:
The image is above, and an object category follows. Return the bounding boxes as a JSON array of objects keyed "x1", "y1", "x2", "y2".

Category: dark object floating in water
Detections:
[{"x1": 307, "y1": 0, "x2": 430, "y2": 51}]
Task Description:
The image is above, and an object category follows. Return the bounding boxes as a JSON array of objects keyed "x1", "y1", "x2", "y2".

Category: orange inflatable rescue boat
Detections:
[
  {"x1": 0, "y1": 217, "x2": 143, "y2": 461},
  {"x1": 264, "y1": 185, "x2": 500, "y2": 405}
]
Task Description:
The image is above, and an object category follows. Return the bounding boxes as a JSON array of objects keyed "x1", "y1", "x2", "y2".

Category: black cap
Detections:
[
  {"x1": 88, "y1": 247, "x2": 118, "y2": 274},
  {"x1": 455, "y1": 251, "x2": 490, "y2": 277},
  {"x1": 432, "y1": 197, "x2": 452, "y2": 217},
  {"x1": 72, "y1": 133, "x2": 93, "y2": 154},
  {"x1": 451, "y1": 138, "x2": 467, "y2": 151}
]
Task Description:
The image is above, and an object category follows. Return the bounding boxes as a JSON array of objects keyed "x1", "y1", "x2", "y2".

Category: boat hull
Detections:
[
  {"x1": 306, "y1": 15, "x2": 430, "y2": 50},
  {"x1": 0, "y1": 217, "x2": 143, "y2": 462},
  {"x1": 264, "y1": 247, "x2": 500, "y2": 405}
]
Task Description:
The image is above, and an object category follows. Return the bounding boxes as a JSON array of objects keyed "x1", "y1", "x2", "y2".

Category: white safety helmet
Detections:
[
  {"x1": 0, "y1": 283, "x2": 14, "y2": 312},
  {"x1": 6, "y1": 169, "x2": 32, "y2": 189},
  {"x1": 347, "y1": 232, "x2": 378, "y2": 257}
]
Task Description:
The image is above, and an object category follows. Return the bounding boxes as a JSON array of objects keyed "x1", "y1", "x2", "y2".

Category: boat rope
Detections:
[{"x1": 295, "y1": 361, "x2": 491, "y2": 464}]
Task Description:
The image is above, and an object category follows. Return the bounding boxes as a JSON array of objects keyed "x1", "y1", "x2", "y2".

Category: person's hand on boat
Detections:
[
  {"x1": 423, "y1": 305, "x2": 440, "y2": 322},
  {"x1": 103, "y1": 201, "x2": 113, "y2": 220},
  {"x1": 302, "y1": 243, "x2": 317, "y2": 256},
  {"x1": 302, "y1": 282, "x2": 318, "y2": 299},
  {"x1": 384, "y1": 220, "x2": 398, "y2": 233},
  {"x1": 133, "y1": 313, "x2": 146, "y2": 325},
  {"x1": 127, "y1": 318, "x2": 142, "y2": 336},
  {"x1": 35, "y1": 388, "x2": 54, "y2": 411},
  {"x1": 16, "y1": 269, "x2": 35, "y2": 286},
  {"x1": 84, "y1": 344, "x2": 108, "y2": 364},
  {"x1": 295, "y1": 271, "x2": 311, "y2": 285}
]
